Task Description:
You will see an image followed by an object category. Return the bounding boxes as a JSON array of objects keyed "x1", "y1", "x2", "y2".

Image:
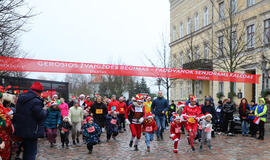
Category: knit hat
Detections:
[
  {"x1": 218, "y1": 100, "x2": 222, "y2": 105},
  {"x1": 63, "y1": 116, "x2": 70, "y2": 121},
  {"x1": 86, "y1": 116, "x2": 93, "y2": 122},
  {"x1": 31, "y1": 81, "x2": 44, "y2": 92}
]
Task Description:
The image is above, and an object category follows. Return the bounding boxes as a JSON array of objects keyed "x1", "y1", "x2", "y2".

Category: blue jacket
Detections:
[
  {"x1": 83, "y1": 122, "x2": 101, "y2": 144},
  {"x1": 105, "y1": 115, "x2": 119, "y2": 134},
  {"x1": 151, "y1": 97, "x2": 169, "y2": 116},
  {"x1": 44, "y1": 108, "x2": 61, "y2": 129},
  {"x1": 248, "y1": 105, "x2": 257, "y2": 120},
  {"x1": 14, "y1": 90, "x2": 47, "y2": 139}
]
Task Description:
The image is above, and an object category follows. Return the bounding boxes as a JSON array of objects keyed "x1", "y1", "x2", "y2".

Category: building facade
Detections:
[{"x1": 169, "y1": 0, "x2": 270, "y2": 104}]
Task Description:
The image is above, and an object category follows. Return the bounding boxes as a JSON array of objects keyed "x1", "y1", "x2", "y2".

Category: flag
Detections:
[{"x1": 253, "y1": 117, "x2": 260, "y2": 124}]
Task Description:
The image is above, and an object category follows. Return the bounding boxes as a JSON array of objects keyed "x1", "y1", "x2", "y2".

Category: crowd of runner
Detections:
[{"x1": 0, "y1": 81, "x2": 268, "y2": 159}]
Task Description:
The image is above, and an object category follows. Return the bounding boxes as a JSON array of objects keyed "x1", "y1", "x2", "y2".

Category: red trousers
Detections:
[
  {"x1": 185, "y1": 123, "x2": 198, "y2": 148},
  {"x1": 129, "y1": 124, "x2": 142, "y2": 139},
  {"x1": 172, "y1": 133, "x2": 181, "y2": 149}
]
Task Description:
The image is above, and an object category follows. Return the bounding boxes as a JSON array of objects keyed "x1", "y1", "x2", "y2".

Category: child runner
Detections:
[
  {"x1": 125, "y1": 94, "x2": 145, "y2": 151},
  {"x1": 58, "y1": 116, "x2": 72, "y2": 148},
  {"x1": 142, "y1": 112, "x2": 157, "y2": 152},
  {"x1": 106, "y1": 111, "x2": 120, "y2": 142},
  {"x1": 170, "y1": 114, "x2": 185, "y2": 153},
  {"x1": 200, "y1": 113, "x2": 213, "y2": 150},
  {"x1": 82, "y1": 116, "x2": 101, "y2": 154}
]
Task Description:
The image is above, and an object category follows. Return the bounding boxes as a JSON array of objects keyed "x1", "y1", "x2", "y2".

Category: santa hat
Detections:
[
  {"x1": 106, "y1": 98, "x2": 111, "y2": 103},
  {"x1": 86, "y1": 95, "x2": 90, "y2": 98},
  {"x1": 198, "y1": 114, "x2": 205, "y2": 120},
  {"x1": 190, "y1": 96, "x2": 197, "y2": 102},
  {"x1": 174, "y1": 114, "x2": 181, "y2": 121},
  {"x1": 72, "y1": 96, "x2": 76, "y2": 99},
  {"x1": 52, "y1": 94, "x2": 58, "y2": 98},
  {"x1": 79, "y1": 94, "x2": 85, "y2": 98},
  {"x1": 50, "y1": 102, "x2": 58, "y2": 106},
  {"x1": 86, "y1": 116, "x2": 93, "y2": 122},
  {"x1": 136, "y1": 94, "x2": 144, "y2": 102},
  {"x1": 31, "y1": 81, "x2": 44, "y2": 92},
  {"x1": 63, "y1": 116, "x2": 70, "y2": 122},
  {"x1": 205, "y1": 113, "x2": 212, "y2": 118},
  {"x1": 146, "y1": 96, "x2": 151, "y2": 100},
  {"x1": 146, "y1": 112, "x2": 153, "y2": 119},
  {"x1": 119, "y1": 97, "x2": 124, "y2": 101}
]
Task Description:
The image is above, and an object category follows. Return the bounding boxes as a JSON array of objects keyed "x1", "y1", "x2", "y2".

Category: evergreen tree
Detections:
[{"x1": 139, "y1": 77, "x2": 150, "y2": 94}]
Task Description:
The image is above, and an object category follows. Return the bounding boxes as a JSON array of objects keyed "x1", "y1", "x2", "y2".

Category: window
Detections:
[
  {"x1": 218, "y1": 35, "x2": 224, "y2": 56},
  {"x1": 231, "y1": 0, "x2": 237, "y2": 14},
  {"x1": 219, "y1": 82, "x2": 224, "y2": 93},
  {"x1": 180, "y1": 22, "x2": 184, "y2": 38},
  {"x1": 232, "y1": 31, "x2": 237, "y2": 50},
  {"x1": 194, "y1": 12, "x2": 199, "y2": 31},
  {"x1": 186, "y1": 49, "x2": 191, "y2": 63},
  {"x1": 195, "y1": 81, "x2": 202, "y2": 97},
  {"x1": 179, "y1": 82, "x2": 183, "y2": 98},
  {"x1": 264, "y1": 19, "x2": 270, "y2": 44},
  {"x1": 247, "y1": 24, "x2": 255, "y2": 49},
  {"x1": 172, "y1": 54, "x2": 177, "y2": 68},
  {"x1": 204, "y1": 44, "x2": 209, "y2": 59},
  {"x1": 247, "y1": 0, "x2": 255, "y2": 7},
  {"x1": 204, "y1": 7, "x2": 209, "y2": 26},
  {"x1": 219, "y1": 2, "x2": 225, "y2": 20},
  {"x1": 187, "y1": 18, "x2": 191, "y2": 34},
  {"x1": 195, "y1": 46, "x2": 199, "y2": 60},
  {"x1": 187, "y1": 80, "x2": 192, "y2": 95},
  {"x1": 233, "y1": 82, "x2": 237, "y2": 93},
  {"x1": 173, "y1": 26, "x2": 177, "y2": 41},
  {"x1": 179, "y1": 52, "x2": 183, "y2": 68}
]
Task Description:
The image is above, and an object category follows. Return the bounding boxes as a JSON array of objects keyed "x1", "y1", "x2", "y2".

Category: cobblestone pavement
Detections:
[{"x1": 36, "y1": 124, "x2": 270, "y2": 160}]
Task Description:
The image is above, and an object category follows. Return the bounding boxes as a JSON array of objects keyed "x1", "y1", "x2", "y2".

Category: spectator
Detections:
[
  {"x1": 69, "y1": 100, "x2": 84, "y2": 145},
  {"x1": 248, "y1": 100, "x2": 257, "y2": 138},
  {"x1": 201, "y1": 97, "x2": 217, "y2": 137},
  {"x1": 68, "y1": 96, "x2": 76, "y2": 108},
  {"x1": 255, "y1": 98, "x2": 267, "y2": 140},
  {"x1": 238, "y1": 98, "x2": 250, "y2": 136},
  {"x1": 215, "y1": 100, "x2": 223, "y2": 133},
  {"x1": 58, "y1": 98, "x2": 69, "y2": 119},
  {"x1": 44, "y1": 102, "x2": 61, "y2": 147},
  {"x1": 222, "y1": 98, "x2": 236, "y2": 136},
  {"x1": 14, "y1": 81, "x2": 47, "y2": 160},
  {"x1": 151, "y1": 91, "x2": 169, "y2": 140}
]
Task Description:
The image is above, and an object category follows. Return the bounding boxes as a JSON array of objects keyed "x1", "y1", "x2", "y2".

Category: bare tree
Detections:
[{"x1": 0, "y1": 0, "x2": 34, "y2": 77}]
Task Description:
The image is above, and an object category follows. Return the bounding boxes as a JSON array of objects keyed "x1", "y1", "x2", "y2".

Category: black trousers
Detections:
[
  {"x1": 107, "y1": 131, "x2": 118, "y2": 140},
  {"x1": 258, "y1": 121, "x2": 265, "y2": 138},
  {"x1": 60, "y1": 132, "x2": 70, "y2": 145},
  {"x1": 249, "y1": 120, "x2": 257, "y2": 136},
  {"x1": 87, "y1": 142, "x2": 97, "y2": 151},
  {"x1": 118, "y1": 114, "x2": 125, "y2": 130},
  {"x1": 222, "y1": 113, "x2": 234, "y2": 133}
]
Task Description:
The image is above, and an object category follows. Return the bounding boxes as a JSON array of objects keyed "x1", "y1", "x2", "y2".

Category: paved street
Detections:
[{"x1": 36, "y1": 125, "x2": 270, "y2": 160}]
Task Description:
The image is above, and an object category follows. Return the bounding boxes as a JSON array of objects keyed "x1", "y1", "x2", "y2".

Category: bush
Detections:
[
  {"x1": 261, "y1": 89, "x2": 270, "y2": 98},
  {"x1": 216, "y1": 92, "x2": 224, "y2": 100}
]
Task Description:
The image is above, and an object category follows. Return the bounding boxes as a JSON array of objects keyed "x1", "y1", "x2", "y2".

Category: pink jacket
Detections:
[{"x1": 58, "y1": 102, "x2": 69, "y2": 117}]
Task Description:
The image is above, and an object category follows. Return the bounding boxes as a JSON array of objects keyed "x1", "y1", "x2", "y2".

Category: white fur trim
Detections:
[
  {"x1": 170, "y1": 134, "x2": 175, "y2": 138},
  {"x1": 139, "y1": 117, "x2": 144, "y2": 124},
  {"x1": 125, "y1": 119, "x2": 131, "y2": 125},
  {"x1": 174, "y1": 138, "x2": 179, "y2": 142}
]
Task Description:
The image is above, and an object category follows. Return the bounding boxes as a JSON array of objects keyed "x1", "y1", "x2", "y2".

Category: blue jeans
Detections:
[
  {"x1": 145, "y1": 133, "x2": 154, "y2": 147},
  {"x1": 241, "y1": 120, "x2": 249, "y2": 135},
  {"x1": 154, "y1": 115, "x2": 166, "y2": 137},
  {"x1": 23, "y1": 139, "x2": 37, "y2": 160}
]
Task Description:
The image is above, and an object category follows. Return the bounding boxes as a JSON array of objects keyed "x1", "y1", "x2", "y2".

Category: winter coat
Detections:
[
  {"x1": 144, "y1": 101, "x2": 152, "y2": 114},
  {"x1": 105, "y1": 115, "x2": 119, "y2": 134},
  {"x1": 58, "y1": 121, "x2": 72, "y2": 133},
  {"x1": 90, "y1": 102, "x2": 108, "y2": 128},
  {"x1": 255, "y1": 98, "x2": 267, "y2": 122},
  {"x1": 142, "y1": 119, "x2": 157, "y2": 134},
  {"x1": 223, "y1": 101, "x2": 236, "y2": 114},
  {"x1": 201, "y1": 103, "x2": 217, "y2": 123},
  {"x1": 44, "y1": 107, "x2": 61, "y2": 129},
  {"x1": 58, "y1": 102, "x2": 69, "y2": 117},
  {"x1": 215, "y1": 104, "x2": 223, "y2": 122},
  {"x1": 168, "y1": 103, "x2": 176, "y2": 113},
  {"x1": 118, "y1": 102, "x2": 127, "y2": 115},
  {"x1": 13, "y1": 90, "x2": 47, "y2": 139},
  {"x1": 151, "y1": 97, "x2": 169, "y2": 116},
  {"x1": 239, "y1": 102, "x2": 250, "y2": 121},
  {"x1": 83, "y1": 122, "x2": 101, "y2": 144},
  {"x1": 108, "y1": 100, "x2": 120, "y2": 112},
  {"x1": 248, "y1": 104, "x2": 257, "y2": 120},
  {"x1": 201, "y1": 119, "x2": 212, "y2": 133}
]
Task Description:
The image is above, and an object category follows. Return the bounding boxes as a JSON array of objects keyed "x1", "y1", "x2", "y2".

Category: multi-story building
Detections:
[{"x1": 169, "y1": 0, "x2": 270, "y2": 104}]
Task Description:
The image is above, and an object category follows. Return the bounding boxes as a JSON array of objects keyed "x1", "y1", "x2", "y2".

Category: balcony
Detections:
[{"x1": 183, "y1": 59, "x2": 213, "y2": 71}]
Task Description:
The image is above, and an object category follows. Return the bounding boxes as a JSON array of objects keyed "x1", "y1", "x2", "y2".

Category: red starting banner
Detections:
[{"x1": 0, "y1": 57, "x2": 260, "y2": 84}]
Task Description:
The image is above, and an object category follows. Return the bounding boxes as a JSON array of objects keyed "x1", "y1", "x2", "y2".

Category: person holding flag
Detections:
[{"x1": 255, "y1": 98, "x2": 267, "y2": 140}]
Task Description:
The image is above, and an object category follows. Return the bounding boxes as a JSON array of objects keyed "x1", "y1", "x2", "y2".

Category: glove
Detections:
[
  {"x1": 0, "y1": 142, "x2": 5, "y2": 149},
  {"x1": 61, "y1": 130, "x2": 65, "y2": 134},
  {"x1": 139, "y1": 117, "x2": 144, "y2": 124},
  {"x1": 170, "y1": 134, "x2": 175, "y2": 138},
  {"x1": 125, "y1": 119, "x2": 130, "y2": 125}
]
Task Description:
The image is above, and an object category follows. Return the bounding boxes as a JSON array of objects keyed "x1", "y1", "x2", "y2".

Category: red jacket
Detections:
[
  {"x1": 84, "y1": 100, "x2": 93, "y2": 108},
  {"x1": 108, "y1": 100, "x2": 120, "y2": 112},
  {"x1": 118, "y1": 102, "x2": 127, "y2": 114},
  {"x1": 182, "y1": 104, "x2": 201, "y2": 123},
  {"x1": 170, "y1": 121, "x2": 183, "y2": 134},
  {"x1": 142, "y1": 119, "x2": 157, "y2": 133}
]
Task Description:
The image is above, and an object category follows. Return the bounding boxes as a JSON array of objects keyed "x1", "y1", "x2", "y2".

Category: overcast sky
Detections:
[{"x1": 20, "y1": 0, "x2": 170, "y2": 90}]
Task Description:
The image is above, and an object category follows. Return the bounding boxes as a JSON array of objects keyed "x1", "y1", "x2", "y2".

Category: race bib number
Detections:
[
  {"x1": 87, "y1": 126, "x2": 95, "y2": 133},
  {"x1": 135, "y1": 107, "x2": 143, "y2": 112},
  {"x1": 111, "y1": 119, "x2": 117, "y2": 125},
  {"x1": 175, "y1": 127, "x2": 181, "y2": 133},
  {"x1": 120, "y1": 108, "x2": 124, "y2": 112},
  {"x1": 199, "y1": 125, "x2": 202, "y2": 130},
  {"x1": 96, "y1": 109, "x2": 103, "y2": 114},
  {"x1": 111, "y1": 106, "x2": 116, "y2": 111},
  {"x1": 62, "y1": 127, "x2": 69, "y2": 132},
  {"x1": 216, "y1": 109, "x2": 221, "y2": 112},
  {"x1": 205, "y1": 128, "x2": 211, "y2": 132},
  {"x1": 145, "y1": 126, "x2": 153, "y2": 132}
]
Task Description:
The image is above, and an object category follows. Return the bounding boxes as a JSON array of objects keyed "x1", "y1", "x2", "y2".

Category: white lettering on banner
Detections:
[{"x1": 37, "y1": 61, "x2": 78, "y2": 68}]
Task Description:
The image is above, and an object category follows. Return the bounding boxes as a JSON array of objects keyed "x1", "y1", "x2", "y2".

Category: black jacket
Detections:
[
  {"x1": 223, "y1": 101, "x2": 236, "y2": 114},
  {"x1": 201, "y1": 103, "x2": 217, "y2": 123},
  {"x1": 58, "y1": 121, "x2": 72, "y2": 131},
  {"x1": 239, "y1": 103, "x2": 250, "y2": 120},
  {"x1": 14, "y1": 90, "x2": 47, "y2": 139},
  {"x1": 90, "y1": 101, "x2": 108, "y2": 128}
]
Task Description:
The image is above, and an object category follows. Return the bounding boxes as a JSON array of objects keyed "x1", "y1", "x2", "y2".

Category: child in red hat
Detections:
[
  {"x1": 142, "y1": 112, "x2": 157, "y2": 152},
  {"x1": 170, "y1": 114, "x2": 185, "y2": 153}
]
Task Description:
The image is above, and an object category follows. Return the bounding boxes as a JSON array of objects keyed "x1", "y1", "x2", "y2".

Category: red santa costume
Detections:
[
  {"x1": 78, "y1": 94, "x2": 86, "y2": 108},
  {"x1": 84, "y1": 95, "x2": 93, "y2": 110},
  {"x1": 170, "y1": 114, "x2": 185, "y2": 153},
  {"x1": 125, "y1": 94, "x2": 144, "y2": 151},
  {"x1": 182, "y1": 96, "x2": 201, "y2": 151}
]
